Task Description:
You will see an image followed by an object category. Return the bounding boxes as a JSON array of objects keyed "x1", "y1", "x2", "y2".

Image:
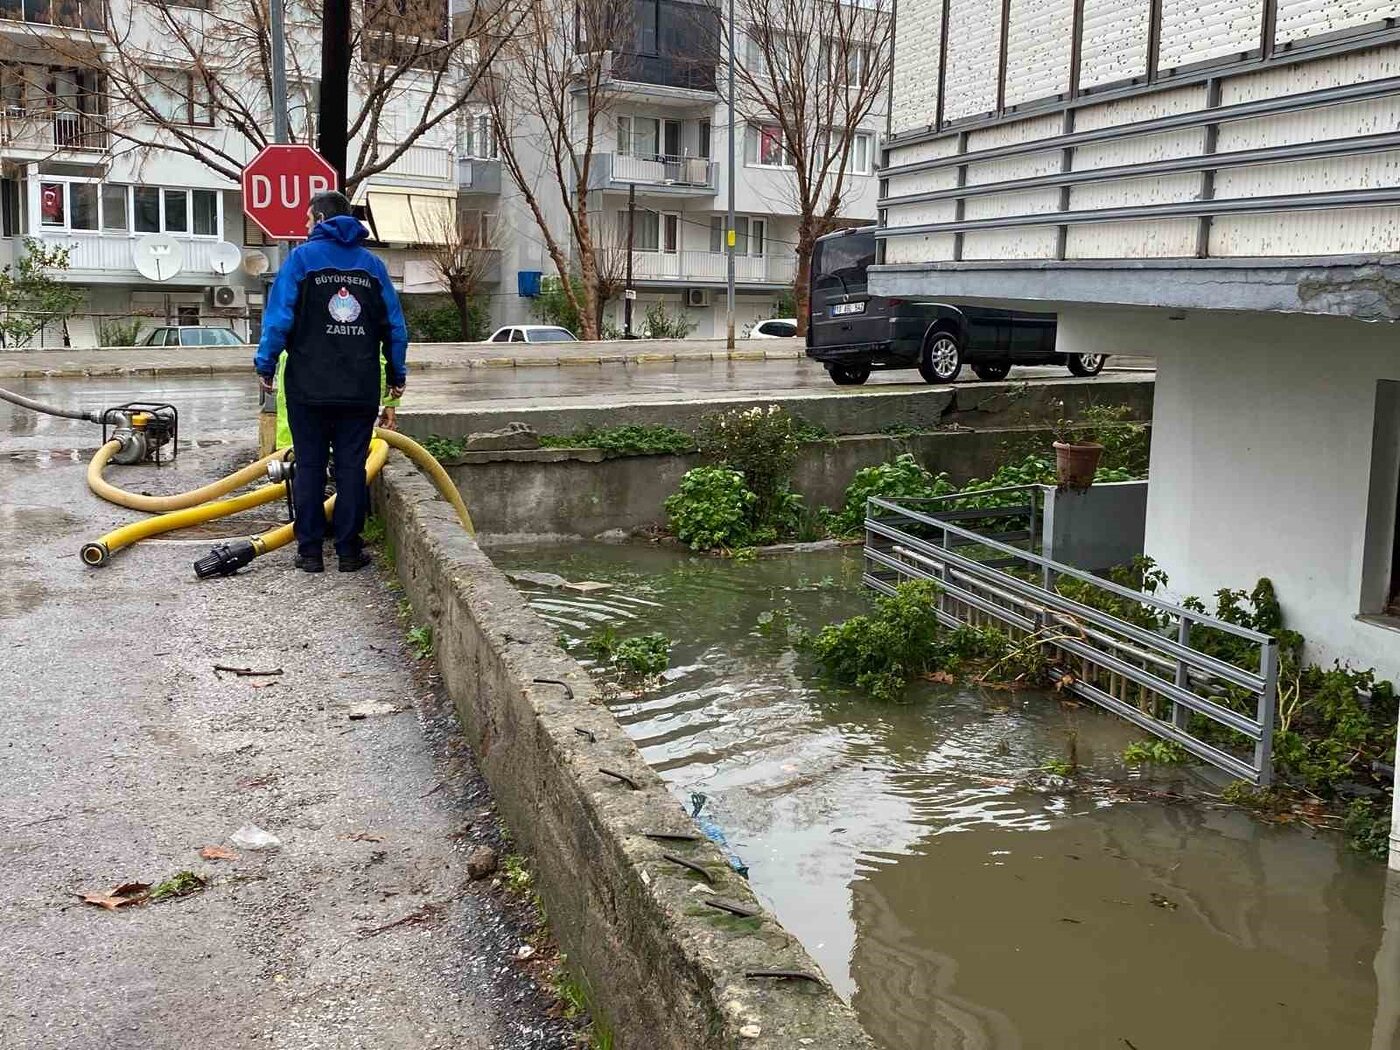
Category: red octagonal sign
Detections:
[{"x1": 241, "y1": 144, "x2": 338, "y2": 241}]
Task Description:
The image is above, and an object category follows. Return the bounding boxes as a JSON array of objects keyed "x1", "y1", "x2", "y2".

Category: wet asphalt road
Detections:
[
  {"x1": 1, "y1": 355, "x2": 1152, "y2": 452},
  {"x1": 0, "y1": 447, "x2": 585, "y2": 1049}
]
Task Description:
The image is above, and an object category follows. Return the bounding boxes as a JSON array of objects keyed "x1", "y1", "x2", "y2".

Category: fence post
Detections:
[
  {"x1": 1255, "y1": 639, "x2": 1279, "y2": 787},
  {"x1": 1172, "y1": 613, "x2": 1192, "y2": 729}
]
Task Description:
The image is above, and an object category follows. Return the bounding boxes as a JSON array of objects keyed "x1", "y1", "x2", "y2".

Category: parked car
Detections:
[
  {"x1": 805, "y1": 227, "x2": 1106, "y2": 385},
  {"x1": 143, "y1": 326, "x2": 246, "y2": 347},
  {"x1": 487, "y1": 325, "x2": 579, "y2": 344},
  {"x1": 750, "y1": 317, "x2": 798, "y2": 339}
]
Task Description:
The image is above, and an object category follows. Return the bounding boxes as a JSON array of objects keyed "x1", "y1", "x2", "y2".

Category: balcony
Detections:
[
  {"x1": 611, "y1": 51, "x2": 716, "y2": 94},
  {"x1": 588, "y1": 152, "x2": 716, "y2": 195},
  {"x1": 457, "y1": 156, "x2": 501, "y2": 195},
  {"x1": 372, "y1": 142, "x2": 455, "y2": 187},
  {"x1": 0, "y1": 109, "x2": 107, "y2": 156},
  {"x1": 630, "y1": 249, "x2": 795, "y2": 286},
  {"x1": 29, "y1": 231, "x2": 225, "y2": 283}
]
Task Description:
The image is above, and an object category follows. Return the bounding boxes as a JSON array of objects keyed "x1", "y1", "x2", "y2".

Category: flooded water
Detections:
[{"x1": 492, "y1": 543, "x2": 1400, "y2": 1050}]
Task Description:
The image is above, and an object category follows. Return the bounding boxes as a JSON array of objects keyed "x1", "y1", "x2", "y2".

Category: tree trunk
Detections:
[
  {"x1": 447, "y1": 277, "x2": 471, "y2": 341},
  {"x1": 576, "y1": 240, "x2": 601, "y2": 341},
  {"x1": 793, "y1": 220, "x2": 815, "y2": 338}
]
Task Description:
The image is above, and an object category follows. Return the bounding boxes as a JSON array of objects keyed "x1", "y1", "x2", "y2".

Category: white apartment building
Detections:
[
  {"x1": 0, "y1": 0, "x2": 478, "y2": 347},
  {"x1": 487, "y1": 0, "x2": 883, "y2": 338}
]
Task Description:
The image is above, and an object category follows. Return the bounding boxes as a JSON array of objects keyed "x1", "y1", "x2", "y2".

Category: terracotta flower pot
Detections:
[{"x1": 1053, "y1": 441, "x2": 1103, "y2": 491}]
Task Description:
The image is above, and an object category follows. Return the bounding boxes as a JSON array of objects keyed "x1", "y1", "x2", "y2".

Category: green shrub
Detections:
[
  {"x1": 405, "y1": 299, "x2": 464, "y2": 342},
  {"x1": 696, "y1": 405, "x2": 803, "y2": 536},
  {"x1": 1122, "y1": 739, "x2": 1189, "y2": 765},
  {"x1": 100, "y1": 316, "x2": 147, "y2": 347},
  {"x1": 642, "y1": 300, "x2": 698, "y2": 339},
  {"x1": 539, "y1": 425, "x2": 694, "y2": 456},
  {"x1": 587, "y1": 627, "x2": 671, "y2": 682},
  {"x1": 420, "y1": 435, "x2": 467, "y2": 460},
  {"x1": 834, "y1": 454, "x2": 955, "y2": 535},
  {"x1": 1080, "y1": 403, "x2": 1150, "y2": 476},
  {"x1": 531, "y1": 275, "x2": 585, "y2": 335},
  {"x1": 1344, "y1": 798, "x2": 1391, "y2": 860},
  {"x1": 664, "y1": 467, "x2": 755, "y2": 550},
  {"x1": 803, "y1": 579, "x2": 943, "y2": 702}
]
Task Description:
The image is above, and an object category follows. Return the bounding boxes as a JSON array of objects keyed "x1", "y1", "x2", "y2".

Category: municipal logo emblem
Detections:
[{"x1": 328, "y1": 287, "x2": 362, "y2": 323}]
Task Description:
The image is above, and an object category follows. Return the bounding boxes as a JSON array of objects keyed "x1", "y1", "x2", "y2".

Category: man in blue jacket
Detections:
[{"x1": 254, "y1": 191, "x2": 408, "y2": 574}]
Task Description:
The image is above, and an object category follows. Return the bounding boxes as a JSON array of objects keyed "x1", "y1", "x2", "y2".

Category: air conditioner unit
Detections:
[
  {"x1": 686, "y1": 288, "x2": 711, "y2": 308},
  {"x1": 209, "y1": 285, "x2": 244, "y2": 309}
]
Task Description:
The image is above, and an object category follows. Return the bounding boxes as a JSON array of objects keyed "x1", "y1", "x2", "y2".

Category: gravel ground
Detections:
[{"x1": 0, "y1": 442, "x2": 585, "y2": 1050}]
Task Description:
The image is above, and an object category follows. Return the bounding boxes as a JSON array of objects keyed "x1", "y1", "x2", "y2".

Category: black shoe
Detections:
[
  {"x1": 338, "y1": 552, "x2": 372, "y2": 573},
  {"x1": 294, "y1": 554, "x2": 324, "y2": 573}
]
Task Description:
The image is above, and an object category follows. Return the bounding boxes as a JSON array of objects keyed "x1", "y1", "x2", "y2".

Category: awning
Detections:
[{"x1": 365, "y1": 188, "x2": 455, "y2": 246}]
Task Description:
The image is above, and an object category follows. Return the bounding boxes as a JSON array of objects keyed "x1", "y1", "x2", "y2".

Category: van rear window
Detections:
[{"x1": 814, "y1": 232, "x2": 875, "y2": 283}]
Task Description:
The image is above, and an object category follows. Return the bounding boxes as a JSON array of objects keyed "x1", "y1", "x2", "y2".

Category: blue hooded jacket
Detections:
[{"x1": 254, "y1": 214, "x2": 408, "y2": 407}]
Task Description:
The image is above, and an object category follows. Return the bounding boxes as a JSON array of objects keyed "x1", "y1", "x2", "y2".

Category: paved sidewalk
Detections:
[
  {"x1": 0, "y1": 446, "x2": 581, "y2": 1050},
  {"x1": 0, "y1": 337, "x2": 808, "y2": 379}
]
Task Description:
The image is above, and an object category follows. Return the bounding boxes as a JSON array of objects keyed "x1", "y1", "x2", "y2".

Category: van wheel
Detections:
[
  {"x1": 919, "y1": 330, "x2": 962, "y2": 383},
  {"x1": 972, "y1": 361, "x2": 1011, "y2": 381},
  {"x1": 1067, "y1": 353, "x2": 1106, "y2": 377},
  {"x1": 828, "y1": 365, "x2": 870, "y2": 386}
]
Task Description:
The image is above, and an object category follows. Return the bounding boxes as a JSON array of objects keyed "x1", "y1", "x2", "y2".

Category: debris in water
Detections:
[
  {"x1": 1149, "y1": 893, "x2": 1178, "y2": 910},
  {"x1": 230, "y1": 824, "x2": 281, "y2": 851},
  {"x1": 79, "y1": 881, "x2": 150, "y2": 911},
  {"x1": 564, "y1": 580, "x2": 612, "y2": 594}
]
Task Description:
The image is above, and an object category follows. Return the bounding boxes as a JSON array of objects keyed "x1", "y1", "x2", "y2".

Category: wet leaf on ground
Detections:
[
  {"x1": 199, "y1": 845, "x2": 239, "y2": 861},
  {"x1": 79, "y1": 881, "x2": 151, "y2": 910}
]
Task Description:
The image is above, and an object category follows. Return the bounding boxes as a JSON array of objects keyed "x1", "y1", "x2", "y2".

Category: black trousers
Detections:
[{"x1": 286, "y1": 400, "x2": 376, "y2": 559}]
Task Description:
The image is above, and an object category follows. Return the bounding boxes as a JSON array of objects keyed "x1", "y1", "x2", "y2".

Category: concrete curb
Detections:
[
  {"x1": 376, "y1": 467, "x2": 875, "y2": 1050},
  {"x1": 2, "y1": 347, "x2": 809, "y2": 381}
]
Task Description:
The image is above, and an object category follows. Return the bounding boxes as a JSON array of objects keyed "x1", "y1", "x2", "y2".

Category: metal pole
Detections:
[
  {"x1": 318, "y1": 0, "x2": 352, "y2": 190},
  {"x1": 725, "y1": 0, "x2": 736, "y2": 349},
  {"x1": 269, "y1": 0, "x2": 289, "y2": 145},
  {"x1": 625, "y1": 183, "x2": 635, "y2": 338}
]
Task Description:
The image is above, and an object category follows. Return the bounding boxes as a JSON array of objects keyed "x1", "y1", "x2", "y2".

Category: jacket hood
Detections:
[{"x1": 310, "y1": 213, "x2": 369, "y2": 246}]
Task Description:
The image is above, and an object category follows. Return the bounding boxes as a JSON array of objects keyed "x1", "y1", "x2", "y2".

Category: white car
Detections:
[
  {"x1": 750, "y1": 317, "x2": 798, "y2": 339},
  {"x1": 487, "y1": 325, "x2": 579, "y2": 344}
]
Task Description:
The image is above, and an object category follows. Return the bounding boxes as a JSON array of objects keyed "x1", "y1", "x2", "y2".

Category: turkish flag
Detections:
[{"x1": 41, "y1": 185, "x2": 62, "y2": 220}]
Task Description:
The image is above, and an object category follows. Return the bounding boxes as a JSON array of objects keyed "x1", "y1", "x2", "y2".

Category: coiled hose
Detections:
[{"x1": 87, "y1": 441, "x2": 288, "y2": 513}]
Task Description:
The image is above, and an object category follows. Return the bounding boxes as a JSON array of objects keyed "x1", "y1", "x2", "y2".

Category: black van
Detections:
[{"x1": 805, "y1": 227, "x2": 1106, "y2": 385}]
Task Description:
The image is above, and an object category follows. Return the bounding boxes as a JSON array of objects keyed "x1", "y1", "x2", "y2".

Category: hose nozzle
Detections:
[{"x1": 194, "y1": 540, "x2": 256, "y2": 579}]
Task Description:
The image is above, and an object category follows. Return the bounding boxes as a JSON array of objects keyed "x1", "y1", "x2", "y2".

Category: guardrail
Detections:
[{"x1": 865, "y1": 489, "x2": 1279, "y2": 785}]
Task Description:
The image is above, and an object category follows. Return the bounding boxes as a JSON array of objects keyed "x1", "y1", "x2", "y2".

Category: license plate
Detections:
[{"x1": 831, "y1": 302, "x2": 865, "y2": 316}]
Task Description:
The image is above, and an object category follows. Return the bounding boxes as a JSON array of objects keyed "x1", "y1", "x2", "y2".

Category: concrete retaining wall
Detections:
[
  {"x1": 401, "y1": 376, "x2": 1153, "y2": 440},
  {"x1": 447, "y1": 427, "x2": 1064, "y2": 542},
  {"x1": 376, "y1": 467, "x2": 875, "y2": 1050}
]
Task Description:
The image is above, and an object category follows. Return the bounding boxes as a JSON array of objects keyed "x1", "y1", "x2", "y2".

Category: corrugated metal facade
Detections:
[
  {"x1": 1003, "y1": 0, "x2": 1075, "y2": 107},
  {"x1": 1275, "y1": 0, "x2": 1400, "y2": 46},
  {"x1": 943, "y1": 0, "x2": 1003, "y2": 120},
  {"x1": 1079, "y1": 0, "x2": 1152, "y2": 89},
  {"x1": 1157, "y1": 0, "x2": 1261, "y2": 71},
  {"x1": 889, "y1": 0, "x2": 946, "y2": 136}
]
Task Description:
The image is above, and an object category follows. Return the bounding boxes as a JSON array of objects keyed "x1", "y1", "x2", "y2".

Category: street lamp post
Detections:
[{"x1": 725, "y1": 0, "x2": 736, "y2": 350}]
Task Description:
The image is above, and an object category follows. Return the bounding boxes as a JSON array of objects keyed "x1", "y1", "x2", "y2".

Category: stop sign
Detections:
[{"x1": 241, "y1": 144, "x2": 338, "y2": 241}]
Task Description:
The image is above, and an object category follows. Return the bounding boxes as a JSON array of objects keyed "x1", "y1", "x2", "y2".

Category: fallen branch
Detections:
[{"x1": 214, "y1": 665, "x2": 284, "y2": 678}]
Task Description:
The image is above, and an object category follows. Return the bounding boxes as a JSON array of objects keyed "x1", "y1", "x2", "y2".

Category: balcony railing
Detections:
[
  {"x1": 611, "y1": 51, "x2": 717, "y2": 93},
  {"x1": 30, "y1": 231, "x2": 224, "y2": 277},
  {"x1": 630, "y1": 250, "x2": 795, "y2": 285},
  {"x1": 374, "y1": 142, "x2": 454, "y2": 183},
  {"x1": 457, "y1": 156, "x2": 502, "y2": 194},
  {"x1": 590, "y1": 152, "x2": 716, "y2": 193},
  {"x1": 0, "y1": 109, "x2": 107, "y2": 152}
]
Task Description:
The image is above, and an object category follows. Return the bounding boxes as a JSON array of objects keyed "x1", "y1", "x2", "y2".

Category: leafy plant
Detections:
[
  {"x1": 1080, "y1": 404, "x2": 1150, "y2": 475},
  {"x1": 696, "y1": 405, "x2": 803, "y2": 536},
  {"x1": 1122, "y1": 738, "x2": 1189, "y2": 765},
  {"x1": 803, "y1": 579, "x2": 944, "y2": 702},
  {"x1": 539, "y1": 425, "x2": 694, "y2": 456},
  {"x1": 0, "y1": 239, "x2": 83, "y2": 349},
  {"x1": 641, "y1": 300, "x2": 697, "y2": 339},
  {"x1": 1344, "y1": 798, "x2": 1391, "y2": 860},
  {"x1": 150, "y1": 870, "x2": 207, "y2": 903},
  {"x1": 408, "y1": 624, "x2": 434, "y2": 660},
  {"x1": 99, "y1": 316, "x2": 147, "y2": 347},
  {"x1": 502, "y1": 853, "x2": 533, "y2": 894},
  {"x1": 665, "y1": 466, "x2": 755, "y2": 550},
  {"x1": 834, "y1": 454, "x2": 955, "y2": 535},
  {"x1": 404, "y1": 298, "x2": 465, "y2": 342},
  {"x1": 531, "y1": 275, "x2": 585, "y2": 335},
  {"x1": 1041, "y1": 758, "x2": 1074, "y2": 777},
  {"x1": 611, "y1": 633, "x2": 671, "y2": 679},
  {"x1": 420, "y1": 435, "x2": 468, "y2": 460}
]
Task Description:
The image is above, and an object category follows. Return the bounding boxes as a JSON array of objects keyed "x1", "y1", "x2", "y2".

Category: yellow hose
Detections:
[
  {"x1": 248, "y1": 438, "x2": 391, "y2": 557},
  {"x1": 375, "y1": 428, "x2": 475, "y2": 535},
  {"x1": 80, "y1": 481, "x2": 288, "y2": 566},
  {"x1": 87, "y1": 440, "x2": 287, "y2": 513}
]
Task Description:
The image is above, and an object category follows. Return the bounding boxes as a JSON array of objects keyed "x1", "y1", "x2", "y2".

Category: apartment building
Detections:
[
  {"x1": 488, "y1": 0, "x2": 883, "y2": 338},
  {"x1": 0, "y1": 0, "x2": 477, "y2": 347}
]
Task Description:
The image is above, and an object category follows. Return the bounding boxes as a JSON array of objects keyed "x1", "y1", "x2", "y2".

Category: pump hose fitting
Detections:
[{"x1": 194, "y1": 541, "x2": 257, "y2": 579}]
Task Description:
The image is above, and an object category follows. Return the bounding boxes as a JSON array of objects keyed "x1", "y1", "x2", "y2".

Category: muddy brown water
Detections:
[{"x1": 493, "y1": 543, "x2": 1400, "y2": 1050}]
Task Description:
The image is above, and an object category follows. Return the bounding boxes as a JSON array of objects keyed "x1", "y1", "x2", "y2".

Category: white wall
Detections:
[{"x1": 1060, "y1": 307, "x2": 1400, "y2": 682}]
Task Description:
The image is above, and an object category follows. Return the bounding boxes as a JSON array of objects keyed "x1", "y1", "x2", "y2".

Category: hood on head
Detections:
[{"x1": 311, "y1": 213, "x2": 369, "y2": 245}]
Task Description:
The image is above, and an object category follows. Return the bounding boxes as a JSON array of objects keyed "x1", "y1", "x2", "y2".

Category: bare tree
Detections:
[
  {"x1": 481, "y1": 0, "x2": 630, "y2": 341},
  {"x1": 424, "y1": 204, "x2": 497, "y2": 339},
  {"x1": 729, "y1": 0, "x2": 893, "y2": 335},
  {"x1": 37, "y1": 0, "x2": 520, "y2": 192}
]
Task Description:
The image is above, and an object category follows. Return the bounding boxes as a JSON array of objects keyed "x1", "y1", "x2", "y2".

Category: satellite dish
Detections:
[
  {"x1": 242, "y1": 249, "x2": 270, "y2": 277},
  {"x1": 208, "y1": 240, "x2": 242, "y2": 276},
  {"x1": 132, "y1": 234, "x2": 184, "y2": 282}
]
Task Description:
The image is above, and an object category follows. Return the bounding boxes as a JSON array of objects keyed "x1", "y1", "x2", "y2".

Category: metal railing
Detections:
[
  {"x1": 865, "y1": 488, "x2": 1279, "y2": 785},
  {"x1": 611, "y1": 152, "x2": 716, "y2": 188}
]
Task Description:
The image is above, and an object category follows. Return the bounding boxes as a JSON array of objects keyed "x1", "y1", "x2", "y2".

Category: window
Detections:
[
  {"x1": 698, "y1": 120, "x2": 711, "y2": 159},
  {"x1": 134, "y1": 187, "x2": 160, "y2": 232},
  {"x1": 491, "y1": 328, "x2": 511, "y2": 342},
  {"x1": 848, "y1": 130, "x2": 874, "y2": 175},
  {"x1": 710, "y1": 215, "x2": 765, "y2": 256},
  {"x1": 192, "y1": 189, "x2": 218, "y2": 236},
  {"x1": 509, "y1": 328, "x2": 526, "y2": 342},
  {"x1": 464, "y1": 112, "x2": 496, "y2": 159},
  {"x1": 176, "y1": 306, "x2": 201, "y2": 326},
  {"x1": 70, "y1": 182, "x2": 97, "y2": 230},
  {"x1": 746, "y1": 29, "x2": 793, "y2": 80},
  {"x1": 617, "y1": 114, "x2": 659, "y2": 157},
  {"x1": 1, "y1": 179, "x2": 19, "y2": 236},
  {"x1": 163, "y1": 188, "x2": 188, "y2": 232},
  {"x1": 750, "y1": 217, "x2": 765, "y2": 256},
  {"x1": 821, "y1": 39, "x2": 873, "y2": 86},
  {"x1": 529, "y1": 327, "x2": 576, "y2": 343},
  {"x1": 620, "y1": 209, "x2": 660, "y2": 251},
  {"x1": 662, "y1": 213, "x2": 678, "y2": 254},
  {"x1": 745, "y1": 123, "x2": 791, "y2": 168},
  {"x1": 144, "y1": 69, "x2": 212, "y2": 126},
  {"x1": 102, "y1": 185, "x2": 127, "y2": 231}
]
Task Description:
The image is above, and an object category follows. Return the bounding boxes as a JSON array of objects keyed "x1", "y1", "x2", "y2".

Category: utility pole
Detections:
[
  {"x1": 624, "y1": 183, "x2": 636, "y2": 338},
  {"x1": 725, "y1": 0, "x2": 736, "y2": 350},
  {"x1": 269, "y1": 0, "x2": 289, "y2": 145},
  {"x1": 319, "y1": 0, "x2": 352, "y2": 190}
]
